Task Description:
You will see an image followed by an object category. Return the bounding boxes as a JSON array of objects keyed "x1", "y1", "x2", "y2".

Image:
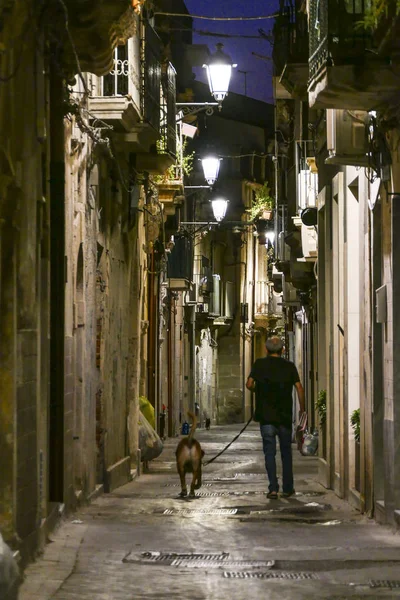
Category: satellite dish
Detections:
[{"x1": 301, "y1": 207, "x2": 318, "y2": 227}]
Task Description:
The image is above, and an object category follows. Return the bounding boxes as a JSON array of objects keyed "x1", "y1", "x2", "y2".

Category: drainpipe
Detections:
[
  {"x1": 274, "y1": 105, "x2": 279, "y2": 257},
  {"x1": 49, "y1": 55, "x2": 65, "y2": 502},
  {"x1": 167, "y1": 295, "x2": 173, "y2": 437},
  {"x1": 147, "y1": 251, "x2": 156, "y2": 411}
]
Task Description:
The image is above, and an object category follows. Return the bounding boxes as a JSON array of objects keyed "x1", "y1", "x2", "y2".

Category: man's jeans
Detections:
[{"x1": 260, "y1": 424, "x2": 293, "y2": 493}]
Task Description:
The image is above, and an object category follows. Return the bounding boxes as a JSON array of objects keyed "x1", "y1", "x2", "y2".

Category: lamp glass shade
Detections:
[
  {"x1": 201, "y1": 156, "x2": 220, "y2": 185},
  {"x1": 265, "y1": 231, "x2": 275, "y2": 245},
  {"x1": 203, "y1": 43, "x2": 236, "y2": 103},
  {"x1": 204, "y1": 64, "x2": 232, "y2": 102},
  {"x1": 211, "y1": 197, "x2": 228, "y2": 222}
]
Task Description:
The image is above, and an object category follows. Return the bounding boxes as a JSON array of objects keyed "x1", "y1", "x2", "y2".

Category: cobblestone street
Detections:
[{"x1": 19, "y1": 424, "x2": 400, "y2": 600}]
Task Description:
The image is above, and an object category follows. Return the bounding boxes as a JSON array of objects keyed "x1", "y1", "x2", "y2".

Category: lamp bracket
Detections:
[{"x1": 176, "y1": 102, "x2": 219, "y2": 122}]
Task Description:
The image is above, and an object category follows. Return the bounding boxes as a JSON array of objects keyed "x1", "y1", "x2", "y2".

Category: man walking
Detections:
[{"x1": 246, "y1": 336, "x2": 305, "y2": 499}]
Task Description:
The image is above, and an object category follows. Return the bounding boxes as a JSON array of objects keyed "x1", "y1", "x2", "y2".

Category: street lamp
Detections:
[
  {"x1": 203, "y1": 44, "x2": 237, "y2": 104},
  {"x1": 201, "y1": 155, "x2": 221, "y2": 186},
  {"x1": 176, "y1": 43, "x2": 237, "y2": 121},
  {"x1": 211, "y1": 197, "x2": 229, "y2": 222}
]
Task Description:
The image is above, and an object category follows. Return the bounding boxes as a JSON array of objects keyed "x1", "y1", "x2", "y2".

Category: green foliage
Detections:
[
  {"x1": 356, "y1": 0, "x2": 400, "y2": 30},
  {"x1": 246, "y1": 182, "x2": 275, "y2": 220},
  {"x1": 316, "y1": 389, "x2": 327, "y2": 427},
  {"x1": 350, "y1": 408, "x2": 361, "y2": 443},
  {"x1": 153, "y1": 138, "x2": 194, "y2": 183}
]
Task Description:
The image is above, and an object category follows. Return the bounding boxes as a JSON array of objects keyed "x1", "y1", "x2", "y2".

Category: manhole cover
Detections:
[
  {"x1": 163, "y1": 508, "x2": 238, "y2": 516},
  {"x1": 370, "y1": 580, "x2": 400, "y2": 589},
  {"x1": 224, "y1": 571, "x2": 318, "y2": 580},
  {"x1": 173, "y1": 559, "x2": 274, "y2": 569}
]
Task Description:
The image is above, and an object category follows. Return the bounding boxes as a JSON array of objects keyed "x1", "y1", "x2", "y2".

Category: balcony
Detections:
[
  {"x1": 308, "y1": 0, "x2": 399, "y2": 109},
  {"x1": 88, "y1": 20, "x2": 176, "y2": 171},
  {"x1": 272, "y1": 0, "x2": 309, "y2": 98}
]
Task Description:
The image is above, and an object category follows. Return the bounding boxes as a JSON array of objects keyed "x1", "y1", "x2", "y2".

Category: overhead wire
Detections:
[{"x1": 154, "y1": 12, "x2": 280, "y2": 21}]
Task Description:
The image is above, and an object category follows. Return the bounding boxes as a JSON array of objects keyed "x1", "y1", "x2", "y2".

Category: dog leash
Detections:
[{"x1": 203, "y1": 413, "x2": 254, "y2": 467}]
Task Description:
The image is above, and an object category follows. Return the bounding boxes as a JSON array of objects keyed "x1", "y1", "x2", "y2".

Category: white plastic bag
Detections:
[
  {"x1": 301, "y1": 430, "x2": 319, "y2": 456},
  {"x1": 0, "y1": 533, "x2": 20, "y2": 600}
]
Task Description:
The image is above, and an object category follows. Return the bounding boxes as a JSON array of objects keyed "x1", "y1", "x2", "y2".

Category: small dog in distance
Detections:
[{"x1": 175, "y1": 411, "x2": 204, "y2": 497}]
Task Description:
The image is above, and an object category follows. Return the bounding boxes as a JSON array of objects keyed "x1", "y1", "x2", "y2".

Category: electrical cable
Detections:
[{"x1": 154, "y1": 11, "x2": 279, "y2": 21}]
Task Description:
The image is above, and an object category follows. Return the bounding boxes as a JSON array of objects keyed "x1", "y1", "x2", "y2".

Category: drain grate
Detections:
[
  {"x1": 146, "y1": 552, "x2": 228, "y2": 562},
  {"x1": 164, "y1": 483, "x2": 213, "y2": 488},
  {"x1": 224, "y1": 571, "x2": 318, "y2": 580},
  {"x1": 234, "y1": 473, "x2": 265, "y2": 478},
  {"x1": 195, "y1": 491, "x2": 264, "y2": 497},
  {"x1": 369, "y1": 580, "x2": 400, "y2": 589},
  {"x1": 173, "y1": 559, "x2": 274, "y2": 569},
  {"x1": 163, "y1": 508, "x2": 238, "y2": 516}
]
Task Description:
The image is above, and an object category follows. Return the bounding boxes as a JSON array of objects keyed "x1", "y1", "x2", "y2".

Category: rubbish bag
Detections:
[
  {"x1": 139, "y1": 396, "x2": 155, "y2": 430},
  {"x1": 295, "y1": 412, "x2": 308, "y2": 452},
  {"x1": 0, "y1": 533, "x2": 21, "y2": 600},
  {"x1": 301, "y1": 430, "x2": 319, "y2": 456},
  {"x1": 138, "y1": 410, "x2": 163, "y2": 462}
]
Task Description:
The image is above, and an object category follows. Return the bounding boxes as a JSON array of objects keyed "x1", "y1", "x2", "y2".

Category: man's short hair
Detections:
[{"x1": 265, "y1": 336, "x2": 284, "y2": 354}]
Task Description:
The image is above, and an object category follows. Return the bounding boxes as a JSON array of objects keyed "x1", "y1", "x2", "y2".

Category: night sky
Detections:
[{"x1": 184, "y1": 0, "x2": 278, "y2": 104}]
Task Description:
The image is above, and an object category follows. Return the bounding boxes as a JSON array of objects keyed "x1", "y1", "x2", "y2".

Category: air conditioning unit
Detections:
[
  {"x1": 278, "y1": 231, "x2": 290, "y2": 262},
  {"x1": 301, "y1": 223, "x2": 318, "y2": 261},
  {"x1": 326, "y1": 109, "x2": 369, "y2": 166},
  {"x1": 185, "y1": 282, "x2": 198, "y2": 305},
  {"x1": 196, "y1": 303, "x2": 209, "y2": 314},
  {"x1": 283, "y1": 280, "x2": 298, "y2": 304},
  {"x1": 298, "y1": 169, "x2": 318, "y2": 210},
  {"x1": 224, "y1": 281, "x2": 234, "y2": 319},
  {"x1": 209, "y1": 274, "x2": 221, "y2": 316}
]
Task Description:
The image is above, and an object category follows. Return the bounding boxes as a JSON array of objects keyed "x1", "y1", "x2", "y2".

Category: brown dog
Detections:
[{"x1": 175, "y1": 411, "x2": 205, "y2": 497}]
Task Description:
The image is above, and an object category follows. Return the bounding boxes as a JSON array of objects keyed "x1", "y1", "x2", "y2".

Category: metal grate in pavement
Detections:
[
  {"x1": 173, "y1": 559, "x2": 274, "y2": 569},
  {"x1": 163, "y1": 508, "x2": 238, "y2": 516},
  {"x1": 224, "y1": 571, "x2": 318, "y2": 580},
  {"x1": 143, "y1": 552, "x2": 228, "y2": 562},
  {"x1": 164, "y1": 483, "x2": 213, "y2": 487},
  {"x1": 234, "y1": 473, "x2": 265, "y2": 478},
  {"x1": 369, "y1": 580, "x2": 400, "y2": 589},
  {"x1": 195, "y1": 490, "x2": 264, "y2": 497}
]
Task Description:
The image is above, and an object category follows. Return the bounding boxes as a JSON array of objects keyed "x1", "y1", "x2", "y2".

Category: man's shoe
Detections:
[
  {"x1": 282, "y1": 490, "x2": 295, "y2": 498},
  {"x1": 266, "y1": 491, "x2": 278, "y2": 499}
]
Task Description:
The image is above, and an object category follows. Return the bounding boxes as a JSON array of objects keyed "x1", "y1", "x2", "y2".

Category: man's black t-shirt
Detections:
[{"x1": 249, "y1": 356, "x2": 300, "y2": 428}]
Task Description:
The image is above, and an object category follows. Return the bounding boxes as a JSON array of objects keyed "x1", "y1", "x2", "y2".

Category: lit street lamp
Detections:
[
  {"x1": 176, "y1": 44, "x2": 237, "y2": 121},
  {"x1": 211, "y1": 197, "x2": 229, "y2": 222},
  {"x1": 201, "y1": 155, "x2": 221, "y2": 186},
  {"x1": 204, "y1": 44, "x2": 237, "y2": 104}
]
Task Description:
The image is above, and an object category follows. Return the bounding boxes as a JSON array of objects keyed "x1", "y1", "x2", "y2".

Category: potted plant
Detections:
[{"x1": 246, "y1": 182, "x2": 275, "y2": 221}]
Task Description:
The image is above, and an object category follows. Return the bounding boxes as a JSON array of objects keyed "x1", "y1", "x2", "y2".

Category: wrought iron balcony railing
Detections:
[
  {"x1": 272, "y1": 0, "x2": 308, "y2": 76},
  {"x1": 308, "y1": 0, "x2": 374, "y2": 83},
  {"x1": 100, "y1": 21, "x2": 176, "y2": 158},
  {"x1": 141, "y1": 22, "x2": 176, "y2": 158}
]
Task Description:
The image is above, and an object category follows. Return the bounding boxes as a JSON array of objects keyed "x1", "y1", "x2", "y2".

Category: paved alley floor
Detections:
[{"x1": 19, "y1": 423, "x2": 400, "y2": 599}]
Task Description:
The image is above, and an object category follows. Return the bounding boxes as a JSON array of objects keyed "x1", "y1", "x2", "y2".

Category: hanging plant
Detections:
[
  {"x1": 350, "y1": 408, "x2": 360, "y2": 443},
  {"x1": 316, "y1": 389, "x2": 327, "y2": 427},
  {"x1": 246, "y1": 182, "x2": 275, "y2": 220}
]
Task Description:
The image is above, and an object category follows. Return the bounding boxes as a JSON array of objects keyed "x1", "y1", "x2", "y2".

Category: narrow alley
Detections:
[{"x1": 19, "y1": 424, "x2": 400, "y2": 600}]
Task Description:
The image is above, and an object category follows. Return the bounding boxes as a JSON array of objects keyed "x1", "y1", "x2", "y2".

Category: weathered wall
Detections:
[{"x1": 0, "y1": 2, "x2": 50, "y2": 547}]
